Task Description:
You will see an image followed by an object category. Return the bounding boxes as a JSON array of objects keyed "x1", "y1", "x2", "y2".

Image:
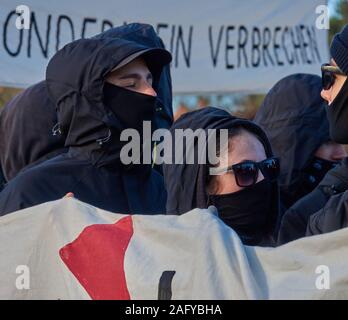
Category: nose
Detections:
[
  {"x1": 321, "y1": 89, "x2": 331, "y2": 104},
  {"x1": 331, "y1": 144, "x2": 348, "y2": 161},
  {"x1": 257, "y1": 169, "x2": 265, "y2": 183},
  {"x1": 142, "y1": 83, "x2": 157, "y2": 97}
]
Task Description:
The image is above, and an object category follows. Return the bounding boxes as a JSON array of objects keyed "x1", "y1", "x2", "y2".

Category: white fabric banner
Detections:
[
  {"x1": 0, "y1": 0, "x2": 329, "y2": 93},
  {"x1": 0, "y1": 198, "x2": 347, "y2": 300}
]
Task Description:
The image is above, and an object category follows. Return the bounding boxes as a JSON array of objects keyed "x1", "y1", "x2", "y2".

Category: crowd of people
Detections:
[{"x1": 1, "y1": 22, "x2": 348, "y2": 247}]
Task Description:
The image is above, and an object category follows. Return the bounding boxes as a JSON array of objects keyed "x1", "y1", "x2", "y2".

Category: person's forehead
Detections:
[
  {"x1": 111, "y1": 57, "x2": 150, "y2": 77},
  {"x1": 119, "y1": 57, "x2": 148, "y2": 71},
  {"x1": 226, "y1": 131, "x2": 266, "y2": 165}
]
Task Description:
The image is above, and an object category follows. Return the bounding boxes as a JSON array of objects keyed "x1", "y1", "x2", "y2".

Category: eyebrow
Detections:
[{"x1": 118, "y1": 73, "x2": 153, "y2": 81}]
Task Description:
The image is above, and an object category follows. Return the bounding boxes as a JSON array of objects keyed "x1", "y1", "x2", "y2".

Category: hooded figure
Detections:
[
  {"x1": 0, "y1": 25, "x2": 172, "y2": 216},
  {"x1": 93, "y1": 23, "x2": 173, "y2": 132},
  {"x1": 254, "y1": 74, "x2": 345, "y2": 213},
  {"x1": 163, "y1": 107, "x2": 280, "y2": 246},
  {"x1": 304, "y1": 24, "x2": 348, "y2": 237},
  {"x1": 279, "y1": 158, "x2": 348, "y2": 244},
  {"x1": 0, "y1": 81, "x2": 66, "y2": 190},
  {"x1": 0, "y1": 23, "x2": 173, "y2": 192}
]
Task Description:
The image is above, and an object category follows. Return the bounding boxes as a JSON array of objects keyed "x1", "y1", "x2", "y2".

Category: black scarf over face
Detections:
[
  {"x1": 102, "y1": 82, "x2": 157, "y2": 167},
  {"x1": 103, "y1": 82, "x2": 156, "y2": 131},
  {"x1": 327, "y1": 77, "x2": 348, "y2": 144},
  {"x1": 208, "y1": 179, "x2": 273, "y2": 246}
]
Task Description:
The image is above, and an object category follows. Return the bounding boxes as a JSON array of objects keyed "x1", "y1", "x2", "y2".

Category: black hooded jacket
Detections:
[
  {"x1": 163, "y1": 107, "x2": 280, "y2": 246},
  {"x1": 0, "y1": 81, "x2": 66, "y2": 193},
  {"x1": 254, "y1": 74, "x2": 331, "y2": 212},
  {"x1": 0, "y1": 23, "x2": 173, "y2": 193},
  {"x1": 0, "y1": 24, "x2": 172, "y2": 216},
  {"x1": 306, "y1": 187, "x2": 348, "y2": 236},
  {"x1": 278, "y1": 158, "x2": 348, "y2": 244}
]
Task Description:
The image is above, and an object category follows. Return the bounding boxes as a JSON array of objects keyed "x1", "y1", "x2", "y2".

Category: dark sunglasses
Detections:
[
  {"x1": 216, "y1": 157, "x2": 280, "y2": 188},
  {"x1": 321, "y1": 63, "x2": 345, "y2": 90}
]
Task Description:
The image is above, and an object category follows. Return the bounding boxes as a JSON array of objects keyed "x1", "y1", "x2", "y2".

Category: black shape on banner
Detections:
[{"x1": 158, "y1": 271, "x2": 176, "y2": 300}]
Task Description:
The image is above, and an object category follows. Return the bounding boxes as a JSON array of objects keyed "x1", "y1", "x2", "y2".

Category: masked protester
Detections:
[
  {"x1": 93, "y1": 24, "x2": 173, "y2": 133},
  {"x1": 0, "y1": 81, "x2": 67, "y2": 194},
  {"x1": 254, "y1": 74, "x2": 347, "y2": 239},
  {"x1": 306, "y1": 24, "x2": 348, "y2": 237},
  {"x1": 163, "y1": 107, "x2": 280, "y2": 246},
  {"x1": 0, "y1": 24, "x2": 173, "y2": 195},
  {"x1": 0, "y1": 24, "x2": 172, "y2": 216}
]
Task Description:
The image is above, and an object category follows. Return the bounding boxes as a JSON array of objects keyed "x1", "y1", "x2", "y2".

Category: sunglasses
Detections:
[
  {"x1": 321, "y1": 63, "x2": 345, "y2": 90},
  {"x1": 216, "y1": 157, "x2": 280, "y2": 188}
]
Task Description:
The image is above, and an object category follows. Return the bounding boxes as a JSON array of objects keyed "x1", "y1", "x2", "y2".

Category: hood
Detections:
[
  {"x1": 163, "y1": 107, "x2": 279, "y2": 236},
  {"x1": 254, "y1": 74, "x2": 330, "y2": 197},
  {"x1": 0, "y1": 81, "x2": 66, "y2": 183},
  {"x1": 46, "y1": 23, "x2": 172, "y2": 166},
  {"x1": 93, "y1": 23, "x2": 173, "y2": 130}
]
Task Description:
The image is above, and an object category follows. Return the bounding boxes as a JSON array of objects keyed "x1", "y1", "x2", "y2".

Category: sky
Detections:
[{"x1": 329, "y1": 0, "x2": 340, "y2": 16}]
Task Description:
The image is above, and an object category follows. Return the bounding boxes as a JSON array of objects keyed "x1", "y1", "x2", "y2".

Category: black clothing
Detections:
[
  {"x1": 0, "y1": 24, "x2": 172, "y2": 216},
  {"x1": 163, "y1": 107, "x2": 280, "y2": 246}
]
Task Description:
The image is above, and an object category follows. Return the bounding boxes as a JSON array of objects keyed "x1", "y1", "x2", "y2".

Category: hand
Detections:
[{"x1": 64, "y1": 192, "x2": 75, "y2": 198}]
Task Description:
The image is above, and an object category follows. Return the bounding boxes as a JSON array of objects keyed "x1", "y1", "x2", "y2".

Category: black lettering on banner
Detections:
[
  {"x1": 3, "y1": 10, "x2": 23, "y2": 57},
  {"x1": 262, "y1": 27, "x2": 274, "y2": 67},
  {"x1": 208, "y1": 25, "x2": 224, "y2": 67},
  {"x1": 273, "y1": 26, "x2": 284, "y2": 66},
  {"x1": 296, "y1": 25, "x2": 307, "y2": 64},
  {"x1": 101, "y1": 20, "x2": 113, "y2": 32},
  {"x1": 28, "y1": 12, "x2": 51, "y2": 58},
  {"x1": 238, "y1": 26, "x2": 248, "y2": 68},
  {"x1": 81, "y1": 17, "x2": 97, "y2": 39},
  {"x1": 56, "y1": 15, "x2": 75, "y2": 52},
  {"x1": 156, "y1": 23, "x2": 168, "y2": 36},
  {"x1": 252, "y1": 27, "x2": 261, "y2": 67},
  {"x1": 175, "y1": 25, "x2": 193, "y2": 68},
  {"x1": 300, "y1": 24, "x2": 311, "y2": 64},
  {"x1": 170, "y1": 25, "x2": 176, "y2": 54},
  {"x1": 225, "y1": 25, "x2": 235, "y2": 69},
  {"x1": 282, "y1": 26, "x2": 294, "y2": 65},
  {"x1": 290, "y1": 27, "x2": 302, "y2": 64},
  {"x1": 308, "y1": 26, "x2": 321, "y2": 63}
]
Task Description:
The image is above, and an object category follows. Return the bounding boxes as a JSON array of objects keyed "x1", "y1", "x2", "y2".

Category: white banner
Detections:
[
  {"x1": 1, "y1": 198, "x2": 348, "y2": 300},
  {"x1": 0, "y1": 0, "x2": 329, "y2": 93}
]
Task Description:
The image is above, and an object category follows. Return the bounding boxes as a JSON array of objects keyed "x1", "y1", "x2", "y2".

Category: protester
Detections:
[
  {"x1": 0, "y1": 23, "x2": 173, "y2": 195},
  {"x1": 0, "y1": 81, "x2": 66, "y2": 193},
  {"x1": 254, "y1": 74, "x2": 346, "y2": 218},
  {"x1": 278, "y1": 159, "x2": 348, "y2": 244},
  {"x1": 306, "y1": 24, "x2": 348, "y2": 236},
  {"x1": 93, "y1": 23, "x2": 173, "y2": 132},
  {"x1": 0, "y1": 24, "x2": 172, "y2": 216},
  {"x1": 163, "y1": 107, "x2": 280, "y2": 246}
]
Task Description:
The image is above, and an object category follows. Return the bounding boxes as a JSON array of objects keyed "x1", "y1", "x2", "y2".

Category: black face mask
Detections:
[
  {"x1": 100, "y1": 82, "x2": 157, "y2": 168},
  {"x1": 103, "y1": 82, "x2": 156, "y2": 132},
  {"x1": 303, "y1": 156, "x2": 338, "y2": 185},
  {"x1": 327, "y1": 77, "x2": 348, "y2": 144},
  {"x1": 207, "y1": 179, "x2": 273, "y2": 245}
]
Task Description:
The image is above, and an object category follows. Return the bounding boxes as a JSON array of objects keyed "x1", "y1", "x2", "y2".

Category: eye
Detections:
[{"x1": 120, "y1": 80, "x2": 137, "y2": 88}]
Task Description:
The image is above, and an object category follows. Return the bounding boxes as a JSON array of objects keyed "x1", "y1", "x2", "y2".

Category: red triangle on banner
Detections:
[{"x1": 59, "y1": 215, "x2": 133, "y2": 300}]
